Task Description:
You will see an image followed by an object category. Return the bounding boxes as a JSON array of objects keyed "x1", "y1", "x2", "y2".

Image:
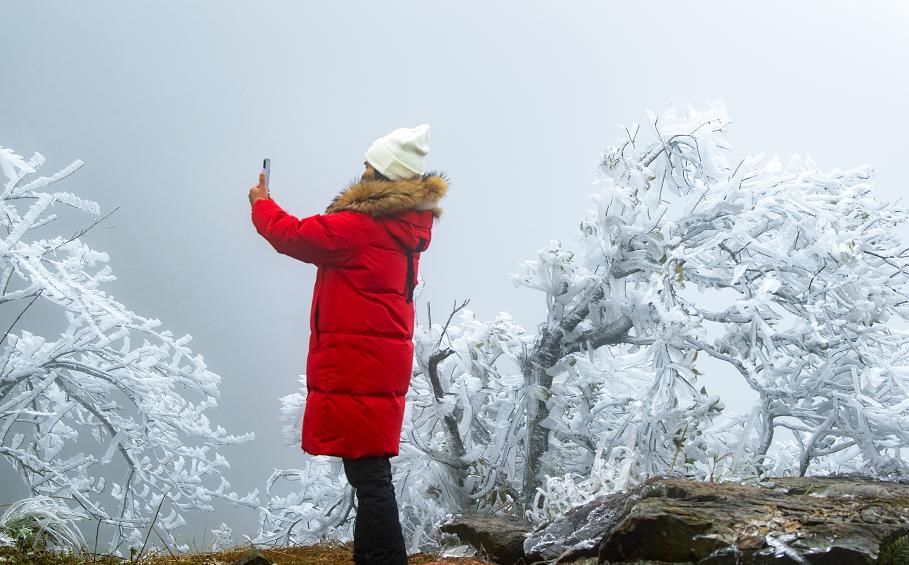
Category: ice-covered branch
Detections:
[{"x1": 0, "y1": 145, "x2": 254, "y2": 554}]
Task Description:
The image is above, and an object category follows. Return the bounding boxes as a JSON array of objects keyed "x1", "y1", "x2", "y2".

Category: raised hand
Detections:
[{"x1": 248, "y1": 171, "x2": 269, "y2": 205}]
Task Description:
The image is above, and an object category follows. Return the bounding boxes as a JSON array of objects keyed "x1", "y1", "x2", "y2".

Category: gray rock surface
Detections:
[
  {"x1": 523, "y1": 490, "x2": 632, "y2": 562},
  {"x1": 232, "y1": 549, "x2": 273, "y2": 565},
  {"x1": 440, "y1": 513, "x2": 532, "y2": 564},
  {"x1": 523, "y1": 475, "x2": 909, "y2": 564}
]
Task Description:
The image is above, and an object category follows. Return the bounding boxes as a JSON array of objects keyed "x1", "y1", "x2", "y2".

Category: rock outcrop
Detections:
[
  {"x1": 232, "y1": 549, "x2": 274, "y2": 565},
  {"x1": 441, "y1": 476, "x2": 909, "y2": 564},
  {"x1": 525, "y1": 475, "x2": 909, "y2": 564},
  {"x1": 440, "y1": 513, "x2": 532, "y2": 565}
]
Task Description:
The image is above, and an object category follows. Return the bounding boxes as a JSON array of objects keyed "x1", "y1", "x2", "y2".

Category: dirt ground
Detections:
[
  {"x1": 142, "y1": 544, "x2": 493, "y2": 564},
  {"x1": 0, "y1": 544, "x2": 494, "y2": 564}
]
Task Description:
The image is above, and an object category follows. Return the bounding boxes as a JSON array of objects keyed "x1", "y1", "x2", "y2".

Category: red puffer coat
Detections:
[{"x1": 251, "y1": 174, "x2": 448, "y2": 458}]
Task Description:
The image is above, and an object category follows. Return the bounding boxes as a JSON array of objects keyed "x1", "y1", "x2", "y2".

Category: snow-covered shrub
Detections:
[
  {"x1": 0, "y1": 496, "x2": 85, "y2": 551},
  {"x1": 209, "y1": 522, "x2": 234, "y2": 551},
  {"x1": 0, "y1": 146, "x2": 255, "y2": 554}
]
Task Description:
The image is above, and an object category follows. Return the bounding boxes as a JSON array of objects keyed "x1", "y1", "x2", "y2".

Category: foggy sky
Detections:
[{"x1": 2, "y1": 0, "x2": 908, "y2": 544}]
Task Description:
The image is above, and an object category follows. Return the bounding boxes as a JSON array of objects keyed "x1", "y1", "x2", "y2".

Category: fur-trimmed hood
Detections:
[{"x1": 325, "y1": 173, "x2": 448, "y2": 218}]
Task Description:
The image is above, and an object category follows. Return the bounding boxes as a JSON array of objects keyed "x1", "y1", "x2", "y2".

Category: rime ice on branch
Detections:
[
  {"x1": 0, "y1": 146, "x2": 254, "y2": 554},
  {"x1": 517, "y1": 100, "x2": 909, "y2": 514}
]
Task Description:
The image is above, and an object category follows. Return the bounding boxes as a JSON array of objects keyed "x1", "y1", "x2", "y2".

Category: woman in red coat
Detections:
[{"x1": 249, "y1": 124, "x2": 446, "y2": 565}]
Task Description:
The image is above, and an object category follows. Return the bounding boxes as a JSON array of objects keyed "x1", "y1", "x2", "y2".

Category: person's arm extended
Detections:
[{"x1": 249, "y1": 174, "x2": 359, "y2": 265}]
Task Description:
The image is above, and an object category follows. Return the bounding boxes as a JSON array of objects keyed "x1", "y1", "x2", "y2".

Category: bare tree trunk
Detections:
[
  {"x1": 418, "y1": 300, "x2": 472, "y2": 508},
  {"x1": 755, "y1": 396, "x2": 775, "y2": 477},
  {"x1": 798, "y1": 400, "x2": 838, "y2": 477},
  {"x1": 521, "y1": 328, "x2": 561, "y2": 510},
  {"x1": 425, "y1": 348, "x2": 470, "y2": 506},
  {"x1": 520, "y1": 283, "x2": 633, "y2": 509}
]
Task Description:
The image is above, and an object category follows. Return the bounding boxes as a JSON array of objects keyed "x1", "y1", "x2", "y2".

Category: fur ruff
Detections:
[{"x1": 325, "y1": 172, "x2": 448, "y2": 218}]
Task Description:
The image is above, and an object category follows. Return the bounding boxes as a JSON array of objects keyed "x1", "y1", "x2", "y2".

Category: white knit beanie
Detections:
[{"x1": 365, "y1": 124, "x2": 430, "y2": 181}]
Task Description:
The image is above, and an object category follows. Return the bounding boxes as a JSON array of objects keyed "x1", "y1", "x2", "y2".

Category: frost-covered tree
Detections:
[
  {"x1": 515, "y1": 100, "x2": 909, "y2": 513},
  {"x1": 0, "y1": 146, "x2": 254, "y2": 553},
  {"x1": 398, "y1": 303, "x2": 531, "y2": 546},
  {"x1": 260, "y1": 100, "x2": 909, "y2": 549}
]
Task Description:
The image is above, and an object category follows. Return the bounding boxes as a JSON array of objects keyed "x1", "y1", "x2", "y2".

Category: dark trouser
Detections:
[{"x1": 342, "y1": 456, "x2": 407, "y2": 565}]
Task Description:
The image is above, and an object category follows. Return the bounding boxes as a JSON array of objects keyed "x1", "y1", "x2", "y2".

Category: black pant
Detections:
[{"x1": 342, "y1": 456, "x2": 407, "y2": 565}]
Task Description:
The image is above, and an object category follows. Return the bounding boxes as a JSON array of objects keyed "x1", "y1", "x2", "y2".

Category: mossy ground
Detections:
[{"x1": 0, "y1": 543, "x2": 492, "y2": 564}]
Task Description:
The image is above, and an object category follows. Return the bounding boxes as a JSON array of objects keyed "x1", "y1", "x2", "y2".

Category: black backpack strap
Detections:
[{"x1": 404, "y1": 238, "x2": 429, "y2": 303}]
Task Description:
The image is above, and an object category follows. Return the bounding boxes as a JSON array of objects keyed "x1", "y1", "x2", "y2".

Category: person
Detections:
[{"x1": 248, "y1": 124, "x2": 447, "y2": 565}]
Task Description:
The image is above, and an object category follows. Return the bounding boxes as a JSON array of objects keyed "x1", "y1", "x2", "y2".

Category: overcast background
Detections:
[{"x1": 2, "y1": 0, "x2": 908, "y2": 545}]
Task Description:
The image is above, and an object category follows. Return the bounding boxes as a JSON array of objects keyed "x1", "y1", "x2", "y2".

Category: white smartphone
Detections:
[{"x1": 262, "y1": 158, "x2": 271, "y2": 195}]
